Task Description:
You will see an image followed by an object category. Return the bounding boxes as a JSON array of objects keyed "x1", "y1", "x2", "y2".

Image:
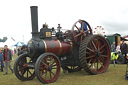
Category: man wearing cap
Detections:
[{"x1": 2, "y1": 45, "x2": 13, "y2": 75}]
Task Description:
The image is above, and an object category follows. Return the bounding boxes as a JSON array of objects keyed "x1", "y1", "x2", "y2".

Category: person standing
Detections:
[
  {"x1": 111, "y1": 42, "x2": 116, "y2": 52},
  {"x1": 120, "y1": 40, "x2": 128, "y2": 62},
  {"x1": 2, "y1": 45, "x2": 13, "y2": 75},
  {"x1": 116, "y1": 43, "x2": 121, "y2": 52},
  {"x1": 78, "y1": 19, "x2": 88, "y2": 31},
  {"x1": 0, "y1": 48, "x2": 4, "y2": 72}
]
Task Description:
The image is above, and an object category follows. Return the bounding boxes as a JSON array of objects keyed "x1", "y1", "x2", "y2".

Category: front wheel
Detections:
[
  {"x1": 14, "y1": 53, "x2": 35, "y2": 81},
  {"x1": 35, "y1": 53, "x2": 61, "y2": 84}
]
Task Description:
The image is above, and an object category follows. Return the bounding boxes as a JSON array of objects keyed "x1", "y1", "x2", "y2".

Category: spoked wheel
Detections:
[
  {"x1": 35, "y1": 53, "x2": 60, "y2": 84},
  {"x1": 14, "y1": 53, "x2": 35, "y2": 81},
  {"x1": 71, "y1": 20, "x2": 92, "y2": 45},
  {"x1": 62, "y1": 65, "x2": 82, "y2": 73},
  {"x1": 79, "y1": 35, "x2": 110, "y2": 74}
]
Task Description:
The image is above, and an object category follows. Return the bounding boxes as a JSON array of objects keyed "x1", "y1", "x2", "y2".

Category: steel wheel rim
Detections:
[
  {"x1": 38, "y1": 55, "x2": 60, "y2": 83},
  {"x1": 85, "y1": 36, "x2": 110, "y2": 74},
  {"x1": 71, "y1": 20, "x2": 92, "y2": 45}
]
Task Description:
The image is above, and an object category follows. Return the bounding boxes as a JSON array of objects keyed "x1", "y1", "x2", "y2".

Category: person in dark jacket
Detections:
[
  {"x1": 2, "y1": 45, "x2": 13, "y2": 75},
  {"x1": 120, "y1": 40, "x2": 128, "y2": 62},
  {"x1": 0, "y1": 48, "x2": 4, "y2": 72},
  {"x1": 111, "y1": 42, "x2": 116, "y2": 52}
]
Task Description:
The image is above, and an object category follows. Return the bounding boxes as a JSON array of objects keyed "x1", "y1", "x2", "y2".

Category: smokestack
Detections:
[{"x1": 30, "y1": 6, "x2": 39, "y2": 39}]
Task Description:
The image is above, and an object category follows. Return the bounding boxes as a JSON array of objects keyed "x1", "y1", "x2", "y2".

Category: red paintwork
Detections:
[{"x1": 44, "y1": 40, "x2": 73, "y2": 56}]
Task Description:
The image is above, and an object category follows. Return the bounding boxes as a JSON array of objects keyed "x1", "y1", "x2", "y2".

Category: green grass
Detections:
[{"x1": 0, "y1": 54, "x2": 128, "y2": 85}]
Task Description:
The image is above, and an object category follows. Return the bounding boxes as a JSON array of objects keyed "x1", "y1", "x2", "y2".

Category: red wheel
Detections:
[
  {"x1": 79, "y1": 35, "x2": 110, "y2": 74},
  {"x1": 35, "y1": 53, "x2": 60, "y2": 84},
  {"x1": 71, "y1": 20, "x2": 92, "y2": 45},
  {"x1": 14, "y1": 53, "x2": 35, "y2": 81}
]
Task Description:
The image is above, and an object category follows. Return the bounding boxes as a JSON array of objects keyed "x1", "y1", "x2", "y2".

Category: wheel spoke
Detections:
[
  {"x1": 92, "y1": 41, "x2": 97, "y2": 50},
  {"x1": 80, "y1": 35, "x2": 83, "y2": 43},
  {"x1": 84, "y1": 29, "x2": 90, "y2": 34},
  {"x1": 40, "y1": 71, "x2": 46, "y2": 76},
  {"x1": 45, "y1": 70, "x2": 47, "y2": 79},
  {"x1": 21, "y1": 69, "x2": 26, "y2": 77},
  {"x1": 19, "y1": 67, "x2": 25, "y2": 71},
  {"x1": 42, "y1": 61, "x2": 48, "y2": 67},
  {"x1": 75, "y1": 25, "x2": 80, "y2": 32},
  {"x1": 49, "y1": 57, "x2": 53, "y2": 64},
  {"x1": 52, "y1": 67, "x2": 57, "y2": 69},
  {"x1": 51, "y1": 61, "x2": 55, "y2": 66},
  {"x1": 52, "y1": 64, "x2": 57, "y2": 67},
  {"x1": 27, "y1": 70, "x2": 29, "y2": 78},
  {"x1": 88, "y1": 58, "x2": 93, "y2": 64},
  {"x1": 74, "y1": 33, "x2": 81, "y2": 38},
  {"x1": 100, "y1": 49, "x2": 105, "y2": 53},
  {"x1": 28, "y1": 70, "x2": 33, "y2": 75},
  {"x1": 95, "y1": 39, "x2": 100, "y2": 50},
  {"x1": 86, "y1": 55, "x2": 95, "y2": 59},
  {"x1": 89, "y1": 58, "x2": 96, "y2": 68},
  {"x1": 86, "y1": 47, "x2": 94, "y2": 52},
  {"x1": 39, "y1": 68, "x2": 45, "y2": 70},
  {"x1": 85, "y1": 52, "x2": 91, "y2": 55},
  {"x1": 99, "y1": 45, "x2": 105, "y2": 50},
  {"x1": 18, "y1": 64, "x2": 24, "y2": 67},
  {"x1": 49, "y1": 71, "x2": 52, "y2": 79},
  {"x1": 51, "y1": 71, "x2": 55, "y2": 76},
  {"x1": 98, "y1": 60, "x2": 104, "y2": 67}
]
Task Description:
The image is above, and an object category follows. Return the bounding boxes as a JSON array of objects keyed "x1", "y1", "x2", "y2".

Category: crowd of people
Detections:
[
  {"x1": 0, "y1": 45, "x2": 26, "y2": 75},
  {"x1": 111, "y1": 40, "x2": 128, "y2": 63}
]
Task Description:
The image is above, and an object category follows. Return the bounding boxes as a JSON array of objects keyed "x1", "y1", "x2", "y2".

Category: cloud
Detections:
[{"x1": 0, "y1": 0, "x2": 128, "y2": 41}]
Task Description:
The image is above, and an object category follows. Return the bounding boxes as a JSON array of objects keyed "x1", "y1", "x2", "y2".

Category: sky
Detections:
[{"x1": 0, "y1": 0, "x2": 128, "y2": 42}]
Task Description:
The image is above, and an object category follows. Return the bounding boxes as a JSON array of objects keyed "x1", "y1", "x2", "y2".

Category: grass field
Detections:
[{"x1": 0, "y1": 54, "x2": 128, "y2": 85}]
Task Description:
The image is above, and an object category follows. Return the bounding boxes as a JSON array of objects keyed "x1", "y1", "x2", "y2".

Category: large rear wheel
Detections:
[{"x1": 79, "y1": 35, "x2": 110, "y2": 74}]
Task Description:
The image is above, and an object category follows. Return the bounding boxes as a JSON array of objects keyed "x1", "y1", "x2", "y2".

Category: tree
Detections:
[{"x1": 0, "y1": 37, "x2": 8, "y2": 42}]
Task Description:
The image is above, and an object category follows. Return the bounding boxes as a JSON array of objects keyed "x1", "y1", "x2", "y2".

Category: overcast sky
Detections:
[{"x1": 0, "y1": 0, "x2": 128, "y2": 42}]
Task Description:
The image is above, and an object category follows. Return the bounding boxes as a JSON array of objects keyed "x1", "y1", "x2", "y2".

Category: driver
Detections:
[{"x1": 78, "y1": 19, "x2": 88, "y2": 31}]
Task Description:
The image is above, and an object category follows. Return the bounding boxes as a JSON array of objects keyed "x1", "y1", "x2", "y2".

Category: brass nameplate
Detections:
[{"x1": 46, "y1": 32, "x2": 51, "y2": 37}]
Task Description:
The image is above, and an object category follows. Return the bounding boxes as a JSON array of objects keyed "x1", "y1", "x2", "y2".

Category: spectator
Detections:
[
  {"x1": 111, "y1": 42, "x2": 116, "y2": 52},
  {"x1": 0, "y1": 48, "x2": 4, "y2": 72},
  {"x1": 18, "y1": 46, "x2": 27, "y2": 56},
  {"x1": 2, "y1": 45, "x2": 13, "y2": 75},
  {"x1": 11, "y1": 49, "x2": 13, "y2": 55},
  {"x1": 116, "y1": 43, "x2": 121, "y2": 52},
  {"x1": 14, "y1": 48, "x2": 16, "y2": 54},
  {"x1": 120, "y1": 40, "x2": 127, "y2": 62}
]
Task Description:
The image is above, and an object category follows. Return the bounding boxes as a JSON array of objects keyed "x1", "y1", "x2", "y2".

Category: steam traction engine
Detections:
[{"x1": 14, "y1": 6, "x2": 110, "y2": 84}]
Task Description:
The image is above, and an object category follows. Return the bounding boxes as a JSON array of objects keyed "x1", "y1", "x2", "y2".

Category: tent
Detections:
[
  {"x1": 14, "y1": 42, "x2": 26, "y2": 46},
  {"x1": 3, "y1": 37, "x2": 16, "y2": 49},
  {"x1": 0, "y1": 42, "x2": 5, "y2": 48}
]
